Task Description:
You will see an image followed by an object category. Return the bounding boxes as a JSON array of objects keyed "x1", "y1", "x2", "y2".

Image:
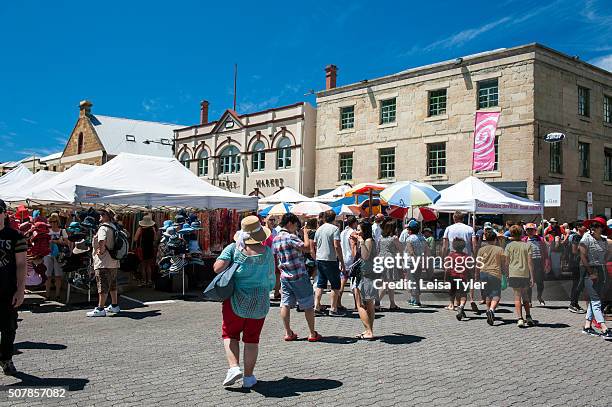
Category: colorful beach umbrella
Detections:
[
  {"x1": 344, "y1": 183, "x2": 387, "y2": 197},
  {"x1": 380, "y1": 181, "x2": 441, "y2": 208},
  {"x1": 259, "y1": 202, "x2": 292, "y2": 216},
  {"x1": 290, "y1": 201, "x2": 332, "y2": 216},
  {"x1": 387, "y1": 206, "x2": 438, "y2": 222}
]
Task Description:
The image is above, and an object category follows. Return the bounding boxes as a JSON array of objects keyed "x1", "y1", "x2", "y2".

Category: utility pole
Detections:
[{"x1": 233, "y1": 63, "x2": 237, "y2": 111}]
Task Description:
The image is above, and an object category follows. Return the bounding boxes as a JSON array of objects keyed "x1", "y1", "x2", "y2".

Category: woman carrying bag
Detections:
[{"x1": 213, "y1": 216, "x2": 275, "y2": 388}]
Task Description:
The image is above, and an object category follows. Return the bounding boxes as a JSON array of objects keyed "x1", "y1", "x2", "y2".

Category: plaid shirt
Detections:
[{"x1": 272, "y1": 229, "x2": 307, "y2": 281}]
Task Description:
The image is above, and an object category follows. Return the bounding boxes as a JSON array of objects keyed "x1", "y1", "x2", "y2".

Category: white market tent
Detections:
[
  {"x1": 70, "y1": 153, "x2": 257, "y2": 211},
  {"x1": 0, "y1": 165, "x2": 33, "y2": 192},
  {"x1": 430, "y1": 176, "x2": 543, "y2": 215},
  {"x1": 310, "y1": 184, "x2": 352, "y2": 203},
  {"x1": 258, "y1": 186, "x2": 310, "y2": 205},
  {"x1": 1, "y1": 170, "x2": 60, "y2": 203},
  {"x1": 23, "y1": 164, "x2": 97, "y2": 205}
]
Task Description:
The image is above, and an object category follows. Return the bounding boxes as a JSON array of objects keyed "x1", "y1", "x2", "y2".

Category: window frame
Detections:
[
  {"x1": 339, "y1": 152, "x2": 353, "y2": 181},
  {"x1": 427, "y1": 142, "x2": 447, "y2": 176},
  {"x1": 251, "y1": 141, "x2": 266, "y2": 172},
  {"x1": 379, "y1": 98, "x2": 397, "y2": 124},
  {"x1": 578, "y1": 86, "x2": 590, "y2": 117},
  {"x1": 340, "y1": 106, "x2": 355, "y2": 130},
  {"x1": 428, "y1": 89, "x2": 447, "y2": 116},
  {"x1": 549, "y1": 141, "x2": 563, "y2": 174},
  {"x1": 578, "y1": 142, "x2": 590, "y2": 178},
  {"x1": 604, "y1": 94, "x2": 612, "y2": 124},
  {"x1": 197, "y1": 150, "x2": 209, "y2": 176},
  {"x1": 276, "y1": 137, "x2": 292, "y2": 169},
  {"x1": 605, "y1": 148, "x2": 612, "y2": 182},
  {"x1": 219, "y1": 146, "x2": 240, "y2": 174},
  {"x1": 477, "y1": 79, "x2": 499, "y2": 109},
  {"x1": 179, "y1": 151, "x2": 191, "y2": 169},
  {"x1": 378, "y1": 148, "x2": 395, "y2": 179}
]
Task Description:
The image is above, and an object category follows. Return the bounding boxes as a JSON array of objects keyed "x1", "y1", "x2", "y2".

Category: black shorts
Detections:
[
  {"x1": 0, "y1": 302, "x2": 18, "y2": 332},
  {"x1": 508, "y1": 277, "x2": 530, "y2": 289}
]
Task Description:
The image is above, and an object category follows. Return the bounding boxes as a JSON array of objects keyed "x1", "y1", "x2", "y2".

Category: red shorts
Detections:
[{"x1": 221, "y1": 300, "x2": 266, "y2": 344}]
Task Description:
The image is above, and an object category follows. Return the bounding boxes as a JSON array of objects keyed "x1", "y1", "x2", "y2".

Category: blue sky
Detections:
[{"x1": 1, "y1": 0, "x2": 611, "y2": 162}]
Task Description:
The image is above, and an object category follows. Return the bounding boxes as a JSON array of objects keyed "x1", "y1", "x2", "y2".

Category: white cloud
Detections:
[
  {"x1": 589, "y1": 54, "x2": 612, "y2": 72},
  {"x1": 21, "y1": 118, "x2": 38, "y2": 124}
]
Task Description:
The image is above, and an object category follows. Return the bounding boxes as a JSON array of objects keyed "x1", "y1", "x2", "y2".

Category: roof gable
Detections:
[{"x1": 209, "y1": 110, "x2": 244, "y2": 134}]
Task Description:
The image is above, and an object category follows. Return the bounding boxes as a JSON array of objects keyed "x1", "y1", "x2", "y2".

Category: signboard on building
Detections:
[
  {"x1": 540, "y1": 184, "x2": 561, "y2": 207},
  {"x1": 587, "y1": 191, "x2": 593, "y2": 217},
  {"x1": 544, "y1": 132, "x2": 566, "y2": 143}
]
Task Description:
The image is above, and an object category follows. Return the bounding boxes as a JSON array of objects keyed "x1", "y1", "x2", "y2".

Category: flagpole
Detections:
[{"x1": 233, "y1": 63, "x2": 237, "y2": 111}]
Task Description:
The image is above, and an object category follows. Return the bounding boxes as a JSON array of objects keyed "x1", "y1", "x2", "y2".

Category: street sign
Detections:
[
  {"x1": 587, "y1": 192, "x2": 593, "y2": 217},
  {"x1": 544, "y1": 132, "x2": 566, "y2": 143}
]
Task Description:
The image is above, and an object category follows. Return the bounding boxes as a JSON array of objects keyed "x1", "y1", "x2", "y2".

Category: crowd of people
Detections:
[{"x1": 213, "y1": 209, "x2": 611, "y2": 388}]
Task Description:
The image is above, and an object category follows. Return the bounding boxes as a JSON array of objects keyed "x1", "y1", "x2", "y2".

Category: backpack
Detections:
[{"x1": 103, "y1": 223, "x2": 129, "y2": 261}]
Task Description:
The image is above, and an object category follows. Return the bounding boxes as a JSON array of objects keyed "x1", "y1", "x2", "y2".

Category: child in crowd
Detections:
[
  {"x1": 505, "y1": 225, "x2": 536, "y2": 328},
  {"x1": 445, "y1": 238, "x2": 472, "y2": 321}
]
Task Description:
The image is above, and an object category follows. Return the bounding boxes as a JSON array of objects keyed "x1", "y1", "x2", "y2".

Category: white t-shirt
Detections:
[
  {"x1": 443, "y1": 222, "x2": 475, "y2": 256},
  {"x1": 340, "y1": 226, "x2": 355, "y2": 267},
  {"x1": 93, "y1": 223, "x2": 120, "y2": 270},
  {"x1": 372, "y1": 222, "x2": 382, "y2": 243}
]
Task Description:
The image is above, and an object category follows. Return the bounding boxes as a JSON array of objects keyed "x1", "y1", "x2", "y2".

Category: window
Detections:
[
  {"x1": 125, "y1": 134, "x2": 136, "y2": 142},
  {"x1": 379, "y1": 148, "x2": 395, "y2": 179},
  {"x1": 219, "y1": 146, "x2": 240, "y2": 174},
  {"x1": 604, "y1": 95, "x2": 612, "y2": 124},
  {"x1": 477, "y1": 79, "x2": 499, "y2": 109},
  {"x1": 577, "y1": 201, "x2": 587, "y2": 221},
  {"x1": 252, "y1": 141, "x2": 265, "y2": 172},
  {"x1": 340, "y1": 106, "x2": 354, "y2": 130},
  {"x1": 179, "y1": 151, "x2": 191, "y2": 169},
  {"x1": 549, "y1": 142, "x2": 563, "y2": 174},
  {"x1": 475, "y1": 136, "x2": 499, "y2": 172},
  {"x1": 197, "y1": 150, "x2": 208, "y2": 176},
  {"x1": 605, "y1": 148, "x2": 612, "y2": 182},
  {"x1": 578, "y1": 86, "x2": 590, "y2": 117},
  {"x1": 77, "y1": 132, "x2": 84, "y2": 154},
  {"x1": 276, "y1": 137, "x2": 291, "y2": 169},
  {"x1": 578, "y1": 142, "x2": 590, "y2": 178},
  {"x1": 428, "y1": 89, "x2": 447, "y2": 116},
  {"x1": 380, "y1": 98, "x2": 396, "y2": 124},
  {"x1": 427, "y1": 143, "x2": 446, "y2": 175},
  {"x1": 339, "y1": 152, "x2": 353, "y2": 181}
]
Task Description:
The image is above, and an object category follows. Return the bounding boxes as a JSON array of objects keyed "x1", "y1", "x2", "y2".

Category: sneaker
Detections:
[
  {"x1": 600, "y1": 329, "x2": 612, "y2": 340},
  {"x1": 470, "y1": 302, "x2": 479, "y2": 313},
  {"x1": 576, "y1": 305, "x2": 586, "y2": 314},
  {"x1": 525, "y1": 315, "x2": 535, "y2": 327},
  {"x1": 242, "y1": 375, "x2": 257, "y2": 389},
  {"x1": 455, "y1": 307, "x2": 466, "y2": 321},
  {"x1": 0, "y1": 359, "x2": 17, "y2": 375},
  {"x1": 86, "y1": 307, "x2": 106, "y2": 317},
  {"x1": 223, "y1": 366, "x2": 243, "y2": 386},
  {"x1": 568, "y1": 305, "x2": 579, "y2": 313},
  {"x1": 517, "y1": 318, "x2": 526, "y2": 328},
  {"x1": 104, "y1": 305, "x2": 120, "y2": 315},
  {"x1": 328, "y1": 310, "x2": 345, "y2": 317},
  {"x1": 538, "y1": 299, "x2": 545, "y2": 306},
  {"x1": 486, "y1": 309, "x2": 495, "y2": 326},
  {"x1": 582, "y1": 327, "x2": 600, "y2": 336}
]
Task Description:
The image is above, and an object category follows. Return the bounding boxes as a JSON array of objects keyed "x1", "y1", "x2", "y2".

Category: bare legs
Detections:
[
  {"x1": 224, "y1": 339, "x2": 259, "y2": 377},
  {"x1": 354, "y1": 288, "x2": 374, "y2": 338},
  {"x1": 280, "y1": 306, "x2": 316, "y2": 338}
]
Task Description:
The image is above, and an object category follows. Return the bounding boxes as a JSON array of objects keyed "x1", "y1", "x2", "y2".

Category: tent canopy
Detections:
[
  {"x1": 258, "y1": 187, "x2": 310, "y2": 204},
  {"x1": 2, "y1": 170, "x2": 60, "y2": 203},
  {"x1": 71, "y1": 153, "x2": 257, "y2": 210},
  {"x1": 311, "y1": 184, "x2": 353, "y2": 203},
  {"x1": 0, "y1": 165, "x2": 33, "y2": 192},
  {"x1": 24, "y1": 164, "x2": 97, "y2": 205},
  {"x1": 430, "y1": 176, "x2": 542, "y2": 215}
]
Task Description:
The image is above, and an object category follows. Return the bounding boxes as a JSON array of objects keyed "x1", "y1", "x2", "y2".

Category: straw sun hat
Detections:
[
  {"x1": 233, "y1": 215, "x2": 271, "y2": 245},
  {"x1": 139, "y1": 214, "x2": 156, "y2": 228}
]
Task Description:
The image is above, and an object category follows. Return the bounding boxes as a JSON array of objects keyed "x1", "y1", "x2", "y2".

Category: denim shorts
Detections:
[
  {"x1": 316, "y1": 260, "x2": 341, "y2": 290},
  {"x1": 280, "y1": 276, "x2": 315, "y2": 310},
  {"x1": 480, "y1": 272, "x2": 501, "y2": 299}
]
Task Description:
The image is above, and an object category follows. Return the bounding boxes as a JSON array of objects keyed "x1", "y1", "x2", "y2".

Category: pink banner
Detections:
[{"x1": 472, "y1": 111, "x2": 500, "y2": 171}]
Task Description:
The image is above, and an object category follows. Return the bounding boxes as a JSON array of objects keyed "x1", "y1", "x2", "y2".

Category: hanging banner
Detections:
[
  {"x1": 472, "y1": 111, "x2": 500, "y2": 171},
  {"x1": 540, "y1": 184, "x2": 561, "y2": 207}
]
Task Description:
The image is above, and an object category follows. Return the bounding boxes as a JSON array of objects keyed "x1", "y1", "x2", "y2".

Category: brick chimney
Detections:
[
  {"x1": 200, "y1": 100, "x2": 209, "y2": 124},
  {"x1": 325, "y1": 65, "x2": 338, "y2": 90},
  {"x1": 79, "y1": 100, "x2": 92, "y2": 117}
]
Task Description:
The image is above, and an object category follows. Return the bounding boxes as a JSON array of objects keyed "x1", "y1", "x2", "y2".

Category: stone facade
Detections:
[
  {"x1": 60, "y1": 103, "x2": 106, "y2": 170},
  {"x1": 316, "y1": 44, "x2": 612, "y2": 221},
  {"x1": 174, "y1": 102, "x2": 316, "y2": 197}
]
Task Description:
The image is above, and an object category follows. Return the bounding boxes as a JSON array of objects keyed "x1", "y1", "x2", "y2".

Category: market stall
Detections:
[
  {"x1": 1, "y1": 170, "x2": 59, "y2": 203},
  {"x1": 257, "y1": 186, "x2": 310, "y2": 206},
  {"x1": 0, "y1": 164, "x2": 32, "y2": 192}
]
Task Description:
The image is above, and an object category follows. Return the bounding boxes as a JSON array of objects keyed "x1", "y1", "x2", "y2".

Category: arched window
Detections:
[
  {"x1": 197, "y1": 150, "x2": 208, "y2": 176},
  {"x1": 77, "y1": 132, "x2": 84, "y2": 154},
  {"x1": 179, "y1": 151, "x2": 191, "y2": 169},
  {"x1": 219, "y1": 146, "x2": 240, "y2": 174},
  {"x1": 252, "y1": 141, "x2": 265, "y2": 172},
  {"x1": 276, "y1": 137, "x2": 291, "y2": 169}
]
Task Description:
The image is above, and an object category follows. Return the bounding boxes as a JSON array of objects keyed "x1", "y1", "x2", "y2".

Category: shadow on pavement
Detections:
[
  {"x1": 9, "y1": 372, "x2": 89, "y2": 391},
  {"x1": 384, "y1": 308, "x2": 437, "y2": 314},
  {"x1": 536, "y1": 322, "x2": 571, "y2": 329},
  {"x1": 14, "y1": 341, "x2": 67, "y2": 355},
  {"x1": 377, "y1": 333, "x2": 425, "y2": 345},
  {"x1": 316, "y1": 335, "x2": 358, "y2": 345},
  {"x1": 226, "y1": 376, "x2": 342, "y2": 397},
  {"x1": 111, "y1": 309, "x2": 162, "y2": 320}
]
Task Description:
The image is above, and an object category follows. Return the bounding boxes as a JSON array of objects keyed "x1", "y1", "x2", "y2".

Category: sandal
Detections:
[
  {"x1": 308, "y1": 332, "x2": 322, "y2": 342},
  {"x1": 445, "y1": 305, "x2": 455, "y2": 311},
  {"x1": 356, "y1": 333, "x2": 376, "y2": 341},
  {"x1": 284, "y1": 332, "x2": 298, "y2": 341},
  {"x1": 388, "y1": 305, "x2": 400, "y2": 311}
]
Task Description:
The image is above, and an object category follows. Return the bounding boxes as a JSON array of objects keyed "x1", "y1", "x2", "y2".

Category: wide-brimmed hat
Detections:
[
  {"x1": 584, "y1": 216, "x2": 609, "y2": 235},
  {"x1": 174, "y1": 214, "x2": 186, "y2": 225},
  {"x1": 483, "y1": 221, "x2": 493, "y2": 230},
  {"x1": 233, "y1": 215, "x2": 271, "y2": 245},
  {"x1": 524, "y1": 223, "x2": 537, "y2": 231},
  {"x1": 72, "y1": 239, "x2": 90, "y2": 255},
  {"x1": 162, "y1": 220, "x2": 173, "y2": 230},
  {"x1": 98, "y1": 207, "x2": 116, "y2": 218},
  {"x1": 190, "y1": 220, "x2": 202, "y2": 230},
  {"x1": 48, "y1": 213, "x2": 60, "y2": 223},
  {"x1": 163, "y1": 226, "x2": 177, "y2": 237},
  {"x1": 139, "y1": 214, "x2": 155, "y2": 228},
  {"x1": 178, "y1": 223, "x2": 195, "y2": 234},
  {"x1": 549, "y1": 217, "x2": 558, "y2": 224}
]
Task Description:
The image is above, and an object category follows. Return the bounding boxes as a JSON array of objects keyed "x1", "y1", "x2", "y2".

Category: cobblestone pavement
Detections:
[{"x1": 1, "y1": 290, "x2": 611, "y2": 407}]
